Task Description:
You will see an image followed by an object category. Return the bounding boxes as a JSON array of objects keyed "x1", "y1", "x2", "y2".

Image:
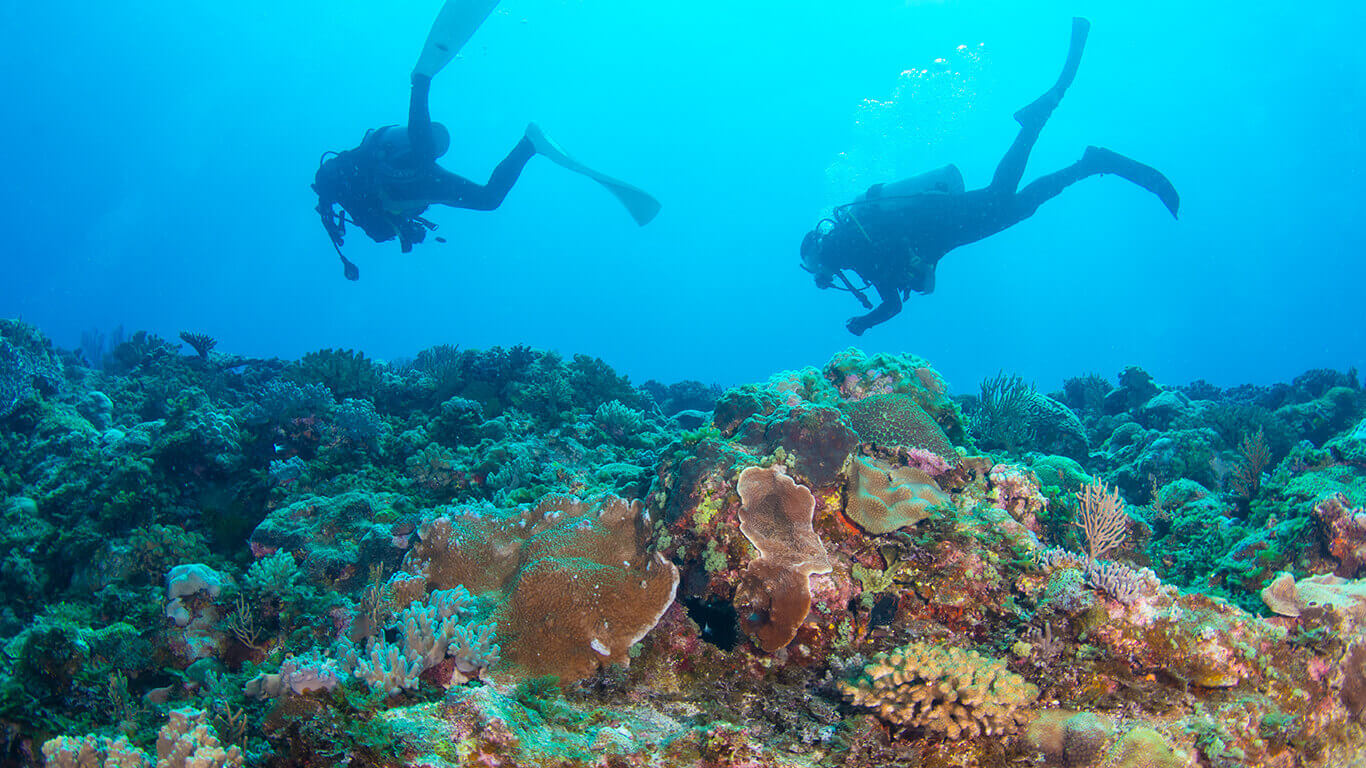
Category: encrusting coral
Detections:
[
  {"x1": 404, "y1": 493, "x2": 679, "y2": 681},
  {"x1": 840, "y1": 393, "x2": 959, "y2": 464},
  {"x1": 845, "y1": 455, "x2": 950, "y2": 534},
  {"x1": 840, "y1": 642, "x2": 1039, "y2": 739}
]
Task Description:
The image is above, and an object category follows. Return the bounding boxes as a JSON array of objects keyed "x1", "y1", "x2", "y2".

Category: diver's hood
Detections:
[{"x1": 799, "y1": 229, "x2": 825, "y2": 273}]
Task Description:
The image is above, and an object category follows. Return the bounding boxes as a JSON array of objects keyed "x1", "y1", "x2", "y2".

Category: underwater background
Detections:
[
  {"x1": 6, "y1": 1, "x2": 1366, "y2": 767},
  {"x1": 2, "y1": 0, "x2": 1363, "y2": 389}
]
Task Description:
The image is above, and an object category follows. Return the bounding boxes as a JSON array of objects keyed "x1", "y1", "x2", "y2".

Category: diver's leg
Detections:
[
  {"x1": 408, "y1": 74, "x2": 437, "y2": 162},
  {"x1": 458, "y1": 137, "x2": 536, "y2": 211},
  {"x1": 1013, "y1": 17, "x2": 1090, "y2": 128},
  {"x1": 417, "y1": 137, "x2": 536, "y2": 212},
  {"x1": 987, "y1": 121, "x2": 1044, "y2": 194},
  {"x1": 988, "y1": 19, "x2": 1090, "y2": 194}
]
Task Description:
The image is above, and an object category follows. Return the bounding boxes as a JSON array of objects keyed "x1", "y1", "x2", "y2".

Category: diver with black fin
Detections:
[
  {"x1": 313, "y1": 0, "x2": 661, "y2": 280},
  {"x1": 800, "y1": 17, "x2": 1181, "y2": 335}
]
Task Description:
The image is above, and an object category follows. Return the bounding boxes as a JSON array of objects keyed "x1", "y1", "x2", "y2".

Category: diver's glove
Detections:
[{"x1": 846, "y1": 316, "x2": 869, "y2": 336}]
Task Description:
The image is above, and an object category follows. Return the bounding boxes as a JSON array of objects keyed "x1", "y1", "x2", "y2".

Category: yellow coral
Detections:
[{"x1": 840, "y1": 642, "x2": 1038, "y2": 739}]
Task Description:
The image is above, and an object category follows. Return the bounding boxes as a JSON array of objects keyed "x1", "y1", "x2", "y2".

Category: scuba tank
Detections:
[{"x1": 852, "y1": 164, "x2": 965, "y2": 214}]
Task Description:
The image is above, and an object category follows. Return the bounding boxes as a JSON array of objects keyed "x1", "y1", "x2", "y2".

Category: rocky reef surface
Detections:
[{"x1": 3, "y1": 319, "x2": 1366, "y2": 767}]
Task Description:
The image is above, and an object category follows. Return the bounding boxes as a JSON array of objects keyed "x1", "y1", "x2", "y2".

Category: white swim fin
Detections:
[
  {"x1": 525, "y1": 123, "x2": 661, "y2": 226},
  {"x1": 413, "y1": 0, "x2": 502, "y2": 79}
]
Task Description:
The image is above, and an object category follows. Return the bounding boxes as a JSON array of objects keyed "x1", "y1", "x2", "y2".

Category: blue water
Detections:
[{"x1": 2, "y1": 0, "x2": 1362, "y2": 391}]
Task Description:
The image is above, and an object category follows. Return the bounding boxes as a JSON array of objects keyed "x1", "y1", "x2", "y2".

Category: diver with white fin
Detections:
[
  {"x1": 801, "y1": 18, "x2": 1181, "y2": 335},
  {"x1": 313, "y1": 0, "x2": 660, "y2": 280}
]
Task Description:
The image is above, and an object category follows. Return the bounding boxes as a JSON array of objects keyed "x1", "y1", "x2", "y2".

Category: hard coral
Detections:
[
  {"x1": 1314, "y1": 493, "x2": 1366, "y2": 577},
  {"x1": 841, "y1": 393, "x2": 958, "y2": 465},
  {"x1": 733, "y1": 466, "x2": 832, "y2": 652},
  {"x1": 841, "y1": 642, "x2": 1038, "y2": 739},
  {"x1": 405, "y1": 494, "x2": 679, "y2": 681},
  {"x1": 846, "y1": 455, "x2": 950, "y2": 534}
]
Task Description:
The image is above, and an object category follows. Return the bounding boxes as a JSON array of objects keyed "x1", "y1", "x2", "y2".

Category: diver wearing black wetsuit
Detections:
[
  {"x1": 801, "y1": 18, "x2": 1180, "y2": 335},
  {"x1": 313, "y1": 75, "x2": 537, "y2": 279}
]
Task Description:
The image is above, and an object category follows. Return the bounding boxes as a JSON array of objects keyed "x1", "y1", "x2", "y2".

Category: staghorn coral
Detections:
[
  {"x1": 733, "y1": 466, "x2": 832, "y2": 652},
  {"x1": 841, "y1": 393, "x2": 958, "y2": 465},
  {"x1": 404, "y1": 494, "x2": 679, "y2": 681},
  {"x1": 840, "y1": 642, "x2": 1038, "y2": 739},
  {"x1": 846, "y1": 455, "x2": 950, "y2": 534}
]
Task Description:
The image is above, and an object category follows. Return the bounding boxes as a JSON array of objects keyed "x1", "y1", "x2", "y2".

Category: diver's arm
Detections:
[
  {"x1": 408, "y1": 74, "x2": 436, "y2": 163},
  {"x1": 846, "y1": 282, "x2": 903, "y2": 336},
  {"x1": 312, "y1": 183, "x2": 345, "y2": 247}
]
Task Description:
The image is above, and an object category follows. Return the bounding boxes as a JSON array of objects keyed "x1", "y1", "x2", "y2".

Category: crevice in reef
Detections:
[{"x1": 683, "y1": 596, "x2": 740, "y2": 651}]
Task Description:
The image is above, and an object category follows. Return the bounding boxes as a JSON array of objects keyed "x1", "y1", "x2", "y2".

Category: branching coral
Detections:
[
  {"x1": 733, "y1": 466, "x2": 832, "y2": 652},
  {"x1": 840, "y1": 642, "x2": 1038, "y2": 739}
]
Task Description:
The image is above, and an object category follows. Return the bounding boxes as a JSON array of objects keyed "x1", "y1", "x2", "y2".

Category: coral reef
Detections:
[{"x1": 5, "y1": 323, "x2": 1366, "y2": 768}]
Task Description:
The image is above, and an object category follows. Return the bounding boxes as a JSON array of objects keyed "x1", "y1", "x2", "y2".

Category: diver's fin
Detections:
[
  {"x1": 1083, "y1": 146, "x2": 1180, "y2": 218},
  {"x1": 1014, "y1": 17, "x2": 1091, "y2": 128},
  {"x1": 525, "y1": 123, "x2": 662, "y2": 226},
  {"x1": 413, "y1": 0, "x2": 502, "y2": 79}
]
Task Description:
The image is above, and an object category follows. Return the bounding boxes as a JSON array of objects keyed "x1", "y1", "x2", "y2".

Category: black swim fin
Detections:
[
  {"x1": 1083, "y1": 146, "x2": 1180, "y2": 218},
  {"x1": 1014, "y1": 17, "x2": 1091, "y2": 128}
]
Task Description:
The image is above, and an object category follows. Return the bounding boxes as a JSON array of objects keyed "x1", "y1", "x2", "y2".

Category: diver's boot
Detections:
[
  {"x1": 524, "y1": 122, "x2": 561, "y2": 160},
  {"x1": 1014, "y1": 17, "x2": 1091, "y2": 128},
  {"x1": 1082, "y1": 146, "x2": 1181, "y2": 218}
]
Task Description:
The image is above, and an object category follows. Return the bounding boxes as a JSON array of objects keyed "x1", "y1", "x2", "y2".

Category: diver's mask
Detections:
[{"x1": 799, "y1": 218, "x2": 836, "y2": 274}]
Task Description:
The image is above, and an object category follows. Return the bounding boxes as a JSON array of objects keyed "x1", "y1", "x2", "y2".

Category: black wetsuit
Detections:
[
  {"x1": 813, "y1": 17, "x2": 1178, "y2": 336},
  {"x1": 314, "y1": 75, "x2": 535, "y2": 256},
  {"x1": 824, "y1": 116, "x2": 1114, "y2": 332}
]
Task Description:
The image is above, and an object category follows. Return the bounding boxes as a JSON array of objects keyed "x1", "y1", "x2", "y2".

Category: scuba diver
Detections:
[
  {"x1": 313, "y1": 0, "x2": 660, "y2": 281},
  {"x1": 800, "y1": 17, "x2": 1180, "y2": 335}
]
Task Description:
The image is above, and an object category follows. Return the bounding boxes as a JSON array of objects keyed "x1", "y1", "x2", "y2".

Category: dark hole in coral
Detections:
[
  {"x1": 683, "y1": 596, "x2": 739, "y2": 651},
  {"x1": 870, "y1": 593, "x2": 899, "y2": 628}
]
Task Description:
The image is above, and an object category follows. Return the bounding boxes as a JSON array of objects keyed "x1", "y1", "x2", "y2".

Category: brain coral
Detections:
[
  {"x1": 733, "y1": 466, "x2": 832, "y2": 652},
  {"x1": 841, "y1": 642, "x2": 1039, "y2": 739},
  {"x1": 404, "y1": 494, "x2": 678, "y2": 682},
  {"x1": 841, "y1": 394, "x2": 958, "y2": 464},
  {"x1": 847, "y1": 456, "x2": 950, "y2": 534}
]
